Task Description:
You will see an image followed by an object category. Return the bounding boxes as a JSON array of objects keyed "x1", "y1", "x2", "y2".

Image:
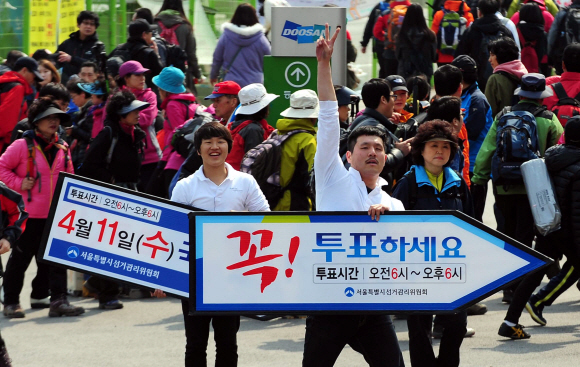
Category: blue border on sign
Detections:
[
  {"x1": 193, "y1": 214, "x2": 546, "y2": 312},
  {"x1": 49, "y1": 238, "x2": 189, "y2": 293},
  {"x1": 63, "y1": 182, "x2": 189, "y2": 233}
]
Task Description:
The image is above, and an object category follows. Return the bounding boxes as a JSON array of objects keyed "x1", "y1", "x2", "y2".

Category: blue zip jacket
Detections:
[{"x1": 461, "y1": 83, "x2": 493, "y2": 173}]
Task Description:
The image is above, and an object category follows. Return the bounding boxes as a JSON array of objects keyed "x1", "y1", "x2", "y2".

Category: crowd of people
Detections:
[{"x1": 0, "y1": 0, "x2": 578, "y2": 365}]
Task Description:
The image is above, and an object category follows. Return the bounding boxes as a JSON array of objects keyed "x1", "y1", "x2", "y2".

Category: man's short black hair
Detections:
[
  {"x1": 347, "y1": 126, "x2": 388, "y2": 153},
  {"x1": 66, "y1": 79, "x2": 90, "y2": 98},
  {"x1": 426, "y1": 96, "x2": 462, "y2": 124},
  {"x1": 563, "y1": 43, "x2": 580, "y2": 73},
  {"x1": 434, "y1": 65, "x2": 463, "y2": 97},
  {"x1": 488, "y1": 37, "x2": 519, "y2": 64},
  {"x1": 407, "y1": 75, "x2": 431, "y2": 101},
  {"x1": 77, "y1": 11, "x2": 100, "y2": 28},
  {"x1": 361, "y1": 78, "x2": 391, "y2": 109},
  {"x1": 39, "y1": 83, "x2": 70, "y2": 102},
  {"x1": 194, "y1": 121, "x2": 233, "y2": 154},
  {"x1": 81, "y1": 61, "x2": 99, "y2": 73},
  {"x1": 4, "y1": 50, "x2": 25, "y2": 69},
  {"x1": 134, "y1": 8, "x2": 154, "y2": 25},
  {"x1": 478, "y1": 0, "x2": 500, "y2": 15}
]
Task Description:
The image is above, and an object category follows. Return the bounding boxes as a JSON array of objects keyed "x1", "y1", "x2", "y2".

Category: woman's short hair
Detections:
[
  {"x1": 106, "y1": 90, "x2": 136, "y2": 124},
  {"x1": 193, "y1": 121, "x2": 233, "y2": 154},
  {"x1": 39, "y1": 83, "x2": 70, "y2": 102},
  {"x1": 230, "y1": 3, "x2": 259, "y2": 27},
  {"x1": 426, "y1": 96, "x2": 462, "y2": 124},
  {"x1": 411, "y1": 119, "x2": 459, "y2": 167},
  {"x1": 488, "y1": 37, "x2": 519, "y2": 64}
]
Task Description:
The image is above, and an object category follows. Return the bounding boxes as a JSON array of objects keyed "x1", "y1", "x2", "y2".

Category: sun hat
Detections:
[
  {"x1": 77, "y1": 81, "x2": 107, "y2": 95},
  {"x1": 118, "y1": 60, "x2": 149, "y2": 79},
  {"x1": 32, "y1": 107, "x2": 72, "y2": 127},
  {"x1": 119, "y1": 100, "x2": 150, "y2": 115},
  {"x1": 152, "y1": 67, "x2": 186, "y2": 94},
  {"x1": 204, "y1": 81, "x2": 241, "y2": 100},
  {"x1": 280, "y1": 89, "x2": 319, "y2": 119},
  {"x1": 236, "y1": 83, "x2": 279, "y2": 115},
  {"x1": 514, "y1": 73, "x2": 553, "y2": 99}
]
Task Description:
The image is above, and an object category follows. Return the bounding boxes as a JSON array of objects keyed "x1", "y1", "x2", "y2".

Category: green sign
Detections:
[{"x1": 263, "y1": 56, "x2": 318, "y2": 127}]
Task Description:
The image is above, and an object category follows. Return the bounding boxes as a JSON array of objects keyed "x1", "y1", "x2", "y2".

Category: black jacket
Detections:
[
  {"x1": 56, "y1": 31, "x2": 100, "y2": 84},
  {"x1": 69, "y1": 101, "x2": 94, "y2": 169},
  {"x1": 455, "y1": 15, "x2": 514, "y2": 92},
  {"x1": 78, "y1": 121, "x2": 146, "y2": 185},
  {"x1": 392, "y1": 166, "x2": 474, "y2": 216},
  {"x1": 361, "y1": 2, "x2": 384, "y2": 51},
  {"x1": 544, "y1": 144, "x2": 580, "y2": 255},
  {"x1": 396, "y1": 29, "x2": 437, "y2": 80},
  {"x1": 348, "y1": 108, "x2": 405, "y2": 187}
]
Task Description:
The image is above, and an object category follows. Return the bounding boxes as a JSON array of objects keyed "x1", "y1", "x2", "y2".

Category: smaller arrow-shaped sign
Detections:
[{"x1": 291, "y1": 68, "x2": 305, "y2": 82}]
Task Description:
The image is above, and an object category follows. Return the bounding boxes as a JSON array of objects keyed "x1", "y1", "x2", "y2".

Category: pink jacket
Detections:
[
  {"x1": 159, "y1": 93, "x2": 198, "y2": 162},
  {"x1": 0, "y1": 138, "x2": 74, "y2": 218},
  {"x1": 90, "y1": 104, "x2": 106, "y2": 139},
  {"x1": 165, "y1": 150, "x2": 186, "y2": 171},
  {"x1": 123, "y1": 86, "x2": 161, "y2": 165}
]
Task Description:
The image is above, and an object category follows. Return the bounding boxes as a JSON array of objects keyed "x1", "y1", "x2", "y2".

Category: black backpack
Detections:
[
  {"x1": 165, "y1": 43, "x2": 188, "y2": 74},
  {"x1": 170, "y1": 108, "x2": 213, "y2": 158},
  {"x1": 108, "y1": 43, "x2": 148, "y2": 63}
]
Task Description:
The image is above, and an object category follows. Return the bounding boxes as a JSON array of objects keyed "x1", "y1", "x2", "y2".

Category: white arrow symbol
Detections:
[{"x1": 291, "y1": 68, "x2": 305, "y2": 82}]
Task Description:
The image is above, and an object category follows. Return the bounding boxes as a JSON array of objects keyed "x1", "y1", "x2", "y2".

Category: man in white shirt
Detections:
[
  {"x1": 169, "y1": 121, "x2": 270, "y2": 367},
  {"x1": 301, "y1": 24, "x2": 405, "y2": 367}
]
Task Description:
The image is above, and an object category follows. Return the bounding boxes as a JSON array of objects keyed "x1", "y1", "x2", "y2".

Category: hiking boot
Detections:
[
  {"x1": 525, "y1": 301, "x2": 547, "y2": 326},
  {"x1": 99, "y1": 299, "x2": 123, "y2": 310},
  {"x1": 498, "y1": 322, "x2": 531, "y2": 339},
  {"x1": 466, "y1": 302, "x2": 488, "y2": 315},
  {"x1": 3, "y1": 304, "x2": 24, "y2": 319},
  {"x1": 30, "y1": 296, "x2": 51, "y2": 309},
  {"x1": 48, "y1": 297, "x2": 85, "y2": 317},
  {"x1": 502, "y1": 289, "x2": 514, "y2": 304},
  {"x1": 0, "y1": 346, "x2": 12, "y2": 367}
]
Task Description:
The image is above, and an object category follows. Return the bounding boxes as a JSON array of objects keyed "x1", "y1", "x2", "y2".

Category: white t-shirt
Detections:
[
  {"x1": 313, "y1": 101, "x2": 405, "y2": 212},
  {"x1": 171, "y1": 162, "x2": 270, "y2": 212}
]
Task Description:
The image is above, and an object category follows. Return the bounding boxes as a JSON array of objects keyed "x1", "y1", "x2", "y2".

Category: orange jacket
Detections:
[{"x1": 431, "y1": 1, "x2": 475, "y2": 64}]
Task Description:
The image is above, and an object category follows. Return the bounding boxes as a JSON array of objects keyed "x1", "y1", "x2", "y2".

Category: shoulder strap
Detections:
[
  {"x1": 224, "y1": 46, "x2": 245, "y2": 73},
  {"x1": 552, "y1": 82, "x2": 569, "y2": 100},
  {"x1": 23, "y1": 136, "x2": 37, "y2": 202},
  {"x1": 104, "y1": 126, "x2": 118, "y2": 167},
  {"x1": 405, "y1": 168, "x2": 418, "y2": 210}
]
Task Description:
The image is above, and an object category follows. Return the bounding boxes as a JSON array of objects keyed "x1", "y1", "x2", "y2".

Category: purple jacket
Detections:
[{"x1": 210, "y1": 23, "x2": 271, "y2": 88}]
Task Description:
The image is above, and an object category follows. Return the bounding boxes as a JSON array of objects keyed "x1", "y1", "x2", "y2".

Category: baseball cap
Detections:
[
  {"x1": 14, "y1": 57, "x2": 43, "y2": 81},
  {"x1": 451, "y1": 55, "x2": 478, "y2": 75},
  {"x1": 386, "y1": 75, "x2": 408, "y2": 93},
  {"x1": 335, "y1": 86, "x2": 358, "y2": 106},
  {"x1": 204, "y1": 81, "x2": 241, "y2": 99},
  {"x1": 128, "y1": 19, "x2": 155, "y2": 39},
  {"x1": 118, "y1": 60, "x2": 149, "y2": 79}
]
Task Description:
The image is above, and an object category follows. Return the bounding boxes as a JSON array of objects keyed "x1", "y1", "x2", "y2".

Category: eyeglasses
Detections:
[{"x1": 390, "y1": 93, "x2": 407, "y2": 101}]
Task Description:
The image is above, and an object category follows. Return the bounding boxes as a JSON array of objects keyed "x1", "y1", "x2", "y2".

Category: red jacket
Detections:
[
  {"x1": 544, "y1": 72, "x2": 580, "y2": 111},
  {"x1": 0, "y1": 135, "x2": 74, "y2": 218},
  {"x1": 0, "y1": 72, "x2": 33, "y2": 152},
  {"x1": 226, "y1": 119, "x2": 274, "y2": 171},
  {"x1": 431, "y1": 1, "x2": 475, "y2": 64},
  {"x1": 373, "y1": 0, "x2": 412, "y2": 42}
]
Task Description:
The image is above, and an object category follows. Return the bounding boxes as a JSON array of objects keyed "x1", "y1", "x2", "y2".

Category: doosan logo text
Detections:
[{"x1": 281, "y1": 21, "x2": 328, "y2": 44}]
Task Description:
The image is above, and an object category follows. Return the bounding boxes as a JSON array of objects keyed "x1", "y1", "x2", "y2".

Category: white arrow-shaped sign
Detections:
[
  {"x1": 291, "y1": 67, "x2": 305, "y2": 82},
  {"x1": 190, "y1": 211, "x2": 552, "y2": 314}
]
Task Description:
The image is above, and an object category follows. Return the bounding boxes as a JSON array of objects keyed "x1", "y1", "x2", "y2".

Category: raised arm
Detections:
[{"x1": 316, "y1": 24, "x2": 339, "y2": 102}]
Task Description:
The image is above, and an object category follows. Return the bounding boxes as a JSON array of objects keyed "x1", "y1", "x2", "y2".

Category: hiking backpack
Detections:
[
  {"x1": 240, "y1": 129, "x2": 314, "y2": 209},
  {"x1": 438, "y1": 2, "x2": 468, "y2": 55},
  {"x1": 517, "y1": 28, "x2": 540, "y2": 73},
  {"x1": 566, "y1": 7, "x2": 580, "y2": 44},
  {"x1": 158, "y1": 23, "x2": 181, "y2": 46},
  {"x1": 491, "y1": 107, "x2": 542, "y2": 187},
  {"x1": 165, "y1": 44, "x2": 188, "y2": 73},
  {"x1": 386, "y1": 5, "x2": 408, "y2": 49},
  {"x1": 550, "y1": 82, "x2": 580, "y2": 127},
  {"x1": 170, "y1": 107, "x2": 213, "y2": 158},
  {"x1": 108, "y1": 43, "x2": 147, "y2": 64}
]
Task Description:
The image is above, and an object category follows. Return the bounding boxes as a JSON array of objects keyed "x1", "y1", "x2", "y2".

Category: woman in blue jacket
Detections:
[{"x1": 392, "y1": 119, "x2": 473, "y2": 367}]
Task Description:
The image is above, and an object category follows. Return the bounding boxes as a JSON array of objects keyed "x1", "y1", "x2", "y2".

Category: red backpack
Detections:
[
  {"x1": 158, "y1": 23, "x2": 181, "y2": 46},
  {"x1": 550, "y1": 82, "x2": 580, "y2": 127},
  {"x1": 517, "y1": 28, "x2": 540, "y2": 73}
]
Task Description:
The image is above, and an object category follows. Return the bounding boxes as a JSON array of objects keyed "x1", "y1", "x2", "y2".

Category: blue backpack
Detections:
[{"x1": 491, "y1": 108, "x2": 541, "y2": 187}]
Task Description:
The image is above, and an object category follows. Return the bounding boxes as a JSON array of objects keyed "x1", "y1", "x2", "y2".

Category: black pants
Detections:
[
  {"x1": 495, "y1": 194, "x2": 534, "y2": 292},
  {"x1": 532, "y1": 260, "x2": 580, "y2": 307},
  {"x1": 302, "y1": 314, "x2": 404, "y2": 367},
  {"x1": 407, "y1": 312, "x2": 467, "y2": 367},
  {"x1": 86, "y1": 276, "x2": 120, "y2": 304},
  {"x1": 138, "y1": 162, "x2": 158, "y2": 192},
  {"x1": 505, "y1": 234, "x2": 580, "y2": 324},
  {"x1": 4, "y1": 218, "x2": 67, "y2": 305},
  {"x1": 164, "y1": 169, "x2": 178, "y2": 199},
  {"x1": 181, "y1": 300, "x2": 239, "y2": 367}
]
